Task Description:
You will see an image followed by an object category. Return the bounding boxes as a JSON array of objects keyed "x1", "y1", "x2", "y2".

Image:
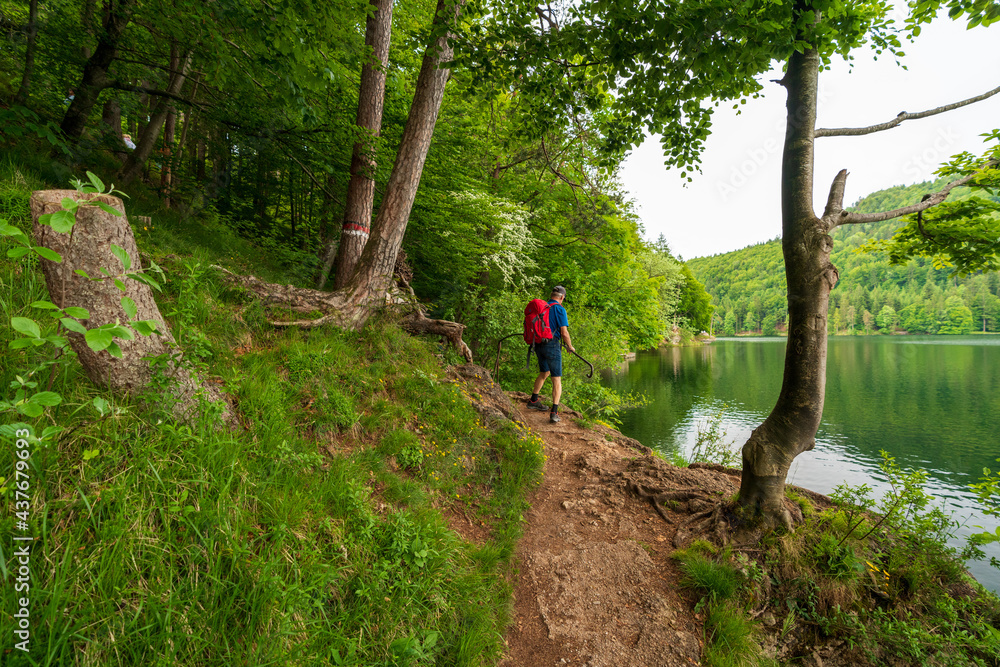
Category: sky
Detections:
[{"x1": 618, "y1": 17, "x2": 1000, "y2": 260}]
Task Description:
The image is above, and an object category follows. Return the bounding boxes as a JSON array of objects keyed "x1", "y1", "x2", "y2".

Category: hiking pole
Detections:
[{"x1": 564, "y1": 343, "x2": 594, "y2": 378}]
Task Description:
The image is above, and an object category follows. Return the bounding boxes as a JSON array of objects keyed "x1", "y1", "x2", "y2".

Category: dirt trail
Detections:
[
  {"x1": 496, "y1": 392, "x2": 720, "y2": 667},
  {"x1": 447, "y1": 365, "x2": 844, "y2": 667}
]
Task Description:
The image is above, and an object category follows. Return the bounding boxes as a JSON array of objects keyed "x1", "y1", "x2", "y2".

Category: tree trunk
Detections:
[
  {"x1": 101, "y1": 99, "x2": 123, "y2": 140},
  {"x1": 319, "y1": 0, "x2": 395, "y2": 290},
  {"x1": 737, "y1": 48, "x2": 838, "y2": 529},
  {"x1": 30, "y1": 190, "x2": 232, "y2": 425},
  {"x1": 160, "y1": 107, "x2": 176, "y2": 207},
  {"x1": 344, "y1": 0, "x2": 464, "y2": 314},
  {"x1": 218, "y1": 0, "x2": 467, "y2": 348},
  {"x1": 118, "y1": 50, "x2": 192, "y2": 187},
  {"x1": 14, "y1": 0, "x2": 38, "y2": 104},
  {"x1": 59, "y1": 0, "x2": 136, "y2": 144},
  {"x1": 101, "y1": 99, "x2": 126, "y2": 161}
]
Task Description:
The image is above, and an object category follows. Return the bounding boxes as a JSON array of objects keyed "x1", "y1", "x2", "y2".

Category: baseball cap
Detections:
[{"x1": 552, "y1": 286, "x2": 566, "y2": 295}]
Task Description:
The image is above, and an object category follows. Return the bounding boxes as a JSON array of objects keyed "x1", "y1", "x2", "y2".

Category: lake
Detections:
[{"x1": 602, "y1": 335, "x2": 1000, "y2": 593}]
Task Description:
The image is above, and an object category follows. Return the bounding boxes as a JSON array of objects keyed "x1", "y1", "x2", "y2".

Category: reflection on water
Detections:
[{"x1": 602, "y1": 336, "x2": 1000, "y2": 593}]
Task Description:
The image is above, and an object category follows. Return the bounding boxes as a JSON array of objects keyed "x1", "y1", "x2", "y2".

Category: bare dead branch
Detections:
[
  {"x1": 837, "y1": 160, "x2": 998, "y2": 226},
  {"x1": 816, "y1": 84, "x2": 1000, "y2": 138},
  {"x1": 822, "y1": 168, "x2": 849, "y2": 218}
]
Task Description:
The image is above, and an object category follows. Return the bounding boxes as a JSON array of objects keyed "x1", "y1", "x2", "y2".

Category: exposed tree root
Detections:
[
  {"x1": 214, "y1": 265, "x2": 472, "y2": 362},
  {"x1": 629, "y1": 483, "x2": 705, "y2": 523},
  {"x1": 673, "y1": 504, "x2": 733, "y2": 548},
  {"x1": 628, "y1": 482, "x2": 740, "y2": 548}
]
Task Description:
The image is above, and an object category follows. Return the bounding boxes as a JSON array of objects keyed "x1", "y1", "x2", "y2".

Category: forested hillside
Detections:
[{"x1": 688, "y1": 180, "x2": 1000, "y2": 335}]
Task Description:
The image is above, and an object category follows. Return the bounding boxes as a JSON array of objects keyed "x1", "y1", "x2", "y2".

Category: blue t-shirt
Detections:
[{"x1": 547, "y1": 301, "x2": 568, "y2": 339}]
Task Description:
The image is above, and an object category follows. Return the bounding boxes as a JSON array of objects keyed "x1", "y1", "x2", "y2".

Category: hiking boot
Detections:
[
  {"x1": 527, "y1": 399, "x2": 549, "y2": 411},
  {"x1": 549, "y1": 412, "x2": 561, "y2": 424}
]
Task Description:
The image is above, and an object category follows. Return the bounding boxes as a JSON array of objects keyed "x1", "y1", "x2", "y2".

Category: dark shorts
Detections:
[{"x1": 534, "y1": 340, "x2": 562, "y2": 377}]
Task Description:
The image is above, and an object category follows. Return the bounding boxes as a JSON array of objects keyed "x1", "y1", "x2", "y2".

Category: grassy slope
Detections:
[{"x1": 0, "y1": 157, "x2": 544, "y2": 666}]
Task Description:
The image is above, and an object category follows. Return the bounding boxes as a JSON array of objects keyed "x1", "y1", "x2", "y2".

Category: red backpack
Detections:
[{"x1": 523, "y1": 299, "x2": 554, "y2": 344}]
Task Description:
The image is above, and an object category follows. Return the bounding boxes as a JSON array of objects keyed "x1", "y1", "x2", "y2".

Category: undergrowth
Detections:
[
  {"x1": 674, "y1": 454, "x2": 1000, "y2": 666},
  {"x1": 0, "y1": 162, "x2": 545, "y2": 665}
]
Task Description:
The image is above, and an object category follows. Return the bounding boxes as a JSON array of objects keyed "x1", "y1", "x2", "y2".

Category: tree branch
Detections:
[
  {"x1": 815, "y1": 84, "x2": 1000, "y2": 138},
  {"x1": 106, "y1": 81, "x2": 209, "y2": 110},
  {"x1": 822, "y1": 169, "x2": 849, "y2": 219},
  {"x1": 836, "y1": 160, "x2": 998, "y2": 226}
]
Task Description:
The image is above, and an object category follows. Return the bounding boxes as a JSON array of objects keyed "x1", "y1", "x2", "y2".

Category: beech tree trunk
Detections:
[
  {"x1": 118, "y1": 49, "x2": 191, "y2": 186},
  {"x1": 737, "y1": 48, "x2": 838, "y2": 529},
  {"x1": 343, "y1": 0, "x2": 465, "y2": 314},
  {"x1": 101, "y1": 99, "x2": 123, "y2": 140},
  {"x1": 14, "y1": 0, "x2": 38, "y2": 104},
  {"x1": 30, "y1": 190, "x2": 231, "y2": 425},
  {"x1": 318, "y1": 0, "x2": 394, "y2": 290},
  {"x1": 216, "y1": 0, "x2": 470, "y2": 355},
  {"x1": 161, "y1": 107, "x2": 176, "y2": 207},
  {"x1": 59, "y1": 0, "x2": 136, "y2": 144}
]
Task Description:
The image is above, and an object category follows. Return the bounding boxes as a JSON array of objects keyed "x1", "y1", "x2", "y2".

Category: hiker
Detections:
[{"x1": 527, "y1": 286, "x2": 575, "y2": 423}]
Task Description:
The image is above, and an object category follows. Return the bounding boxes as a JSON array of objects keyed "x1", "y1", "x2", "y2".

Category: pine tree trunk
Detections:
[
  {"x1": 737, "y1": 48, "x2": 838, "y2": 529},
  {"x1": 319, "y1": 0, "x2": 395, "y2": 290},
  {"x1": 30, "y1": 190, "x2": 231, "y2": 425},
  {"x1": 118, "y1": 50, "x2": 191, "y2": 187},
  {"x1": 14, "y1": 0, "x2": 38, "y2": 104},
  {"x1": 59, "y1": 0, "x2": 135, "y2": 144},
  {"x1": 345, "y1": 0, "x2": 464, "y2": 311}
]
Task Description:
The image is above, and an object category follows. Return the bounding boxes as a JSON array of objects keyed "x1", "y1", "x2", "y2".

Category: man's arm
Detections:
[{"x1": 560, "y1": 326, "x2": 574, "y2": 352}]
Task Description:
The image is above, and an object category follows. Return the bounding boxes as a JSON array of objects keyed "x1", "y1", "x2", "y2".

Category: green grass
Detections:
[
  {"x1": 675, "y1": 550, "x2": 741, "y2": 601},
  {"x1": 0, "y1": 158, "x2": 545, "y2": 666},
  {"x1": 702, "y1": 603, "x2": 775, "y2": 667}
]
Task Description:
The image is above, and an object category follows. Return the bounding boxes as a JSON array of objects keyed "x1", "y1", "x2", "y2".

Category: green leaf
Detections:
[
  {"x1": 47, "y1": 210, "x2": 75, "y2": 233},
  {"x1": 0, "y1": 221, "x2": 27, "y2": 239},
  {"x1": 92, "y1": 397, "x2": 109, "y2": 416},
  {"x1": 106, "y1": 342, "x2": 123, "y2": 358},
  {"x1": 17, "y1": 402, "x2": 44, "y2": 418},
  {"x1": 11, "y1": 317, "x2": 41, "y2": 338},
  {"x1": 130, "y1": 272, "x2": 161, "y2": 291},
  {"x1": 33, "y1": 246, "x2": 62, "y2": 263},
  {"x1": 60, "y1": 317, "x2": 88, "y2": 334},
  {"x1": 60, "y1": 197, "x2": 79, "y2": 212},
  {"x1": 31, "y1": 301, "x2": 59, "y2": 310},
  {"x1": 7, "y1": 247, "x2": 31, "y2": 259},
  {"x1": 84, "y1": 328, "x2": 114, "y2": 352},
  {"x1": 74, "y1": 269, "x2": 92, "y2": 279},
  {"x1": 32, "y1": 391, "x2": 62, "y2": 407},
  {"x1": 87, "y1": 171, "x2": 106, "y2": 192},
  {"x1": 133, "y1": 320, "x2": 161, "y2": 336},
  {"x1": 44, "y1": 334, "x2": 68, "y2": 348},
  {"x1": 108, "y1": 325, "x2": 134, "y2": 340},
  {"x1": 9, "y1": 339, "x2": 37, "y2": 349},
  {"x1": 63, "y1": 306, "x2": 90, "y2": 318},
  {"x1": 121, "y1": 296, "x2": 137, "y2": 320},
  {"x1": 110, "y1": 244, "x2": 132, "y2": 270},
  {"x1": 96, "y1": 201, "x2": 122, "y2": 217},
  {"x1": 113, "y1": 278, "x2": 127, "y2": 292},
  {"x1": 40, "y1": 425, "x2": 63, "y2": 441}
]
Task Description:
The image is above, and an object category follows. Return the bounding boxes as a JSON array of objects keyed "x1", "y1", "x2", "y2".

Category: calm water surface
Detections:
[{"x1": 603, "y1": 335, "x2": 1000, "y2": 592}]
